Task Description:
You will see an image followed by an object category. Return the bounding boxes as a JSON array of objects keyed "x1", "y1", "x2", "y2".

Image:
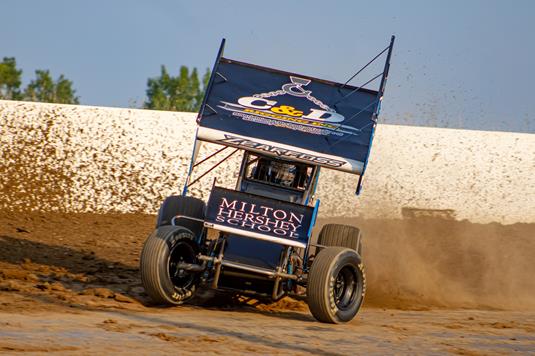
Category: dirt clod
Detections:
[
  {"x1": 114, "y1": 293, "x2": 136, "y2": 303},
  {"x1": 81, "y1": 288, "x2": 115, "y2": 299},
  {"x1": 35, "y1": 282, "x2": 51, "y2": 291},
  {"x1": 50, "y1": 282, "x2": 66, "y2": 292},
  {"x1": 0, "y1": 280, "x2": 24, "y2": 292}
]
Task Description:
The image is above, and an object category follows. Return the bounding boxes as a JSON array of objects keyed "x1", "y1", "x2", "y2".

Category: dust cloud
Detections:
[{"x1": 318, "y1": 216, "x2": 535, "y2": 310}]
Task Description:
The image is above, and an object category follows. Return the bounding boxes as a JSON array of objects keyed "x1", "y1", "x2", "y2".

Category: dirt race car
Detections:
[{"x1": 140, "y1": 37, "x2": 395, "y2": 323}]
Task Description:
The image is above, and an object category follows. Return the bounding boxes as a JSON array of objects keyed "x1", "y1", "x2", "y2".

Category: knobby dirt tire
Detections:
[{"x1": 307, "y1": 247, "x2": 365, "y2": 323}]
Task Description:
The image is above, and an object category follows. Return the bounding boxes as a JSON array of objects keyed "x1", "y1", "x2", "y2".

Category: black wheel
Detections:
[
  {"x1": 307, "y1": 247, "x2": 365, "y2": 323},
  {"x1": 317, "y1": 224, "x2": 363, "y2": 256},
  {"x1": 140, "y1": 225, "x2": 200, "y2": 305},
  {"x1": 156, "y1": 196, "x2": 205, "y2": 238}
]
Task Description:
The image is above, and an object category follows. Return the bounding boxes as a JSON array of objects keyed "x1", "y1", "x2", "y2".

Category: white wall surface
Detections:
[{"x1": 1, "y1": 100, "x2": 533, "y2": 224}]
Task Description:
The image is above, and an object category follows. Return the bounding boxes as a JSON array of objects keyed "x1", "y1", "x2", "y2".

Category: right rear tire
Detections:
[
  {"x1": 140, "y1": 225, "x2": 200, "y2": 305},
  {"x1": 307, "y1": 247, "x2": 365, "y2": 323}
]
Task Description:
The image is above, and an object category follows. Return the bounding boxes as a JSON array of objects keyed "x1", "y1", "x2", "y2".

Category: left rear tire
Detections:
[{"x1": 140, "y1": 225, "x2": 200, "y2": 305}]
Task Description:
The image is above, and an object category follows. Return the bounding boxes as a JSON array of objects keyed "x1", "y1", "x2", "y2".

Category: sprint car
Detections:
[{"x1": 140, "y1": 37, "x2": 394, "y2": 323}]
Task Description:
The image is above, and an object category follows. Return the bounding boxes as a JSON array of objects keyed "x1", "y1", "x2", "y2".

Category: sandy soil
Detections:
[{"x1": 0, "y1": 211, "x2": 534, "y2": 354}]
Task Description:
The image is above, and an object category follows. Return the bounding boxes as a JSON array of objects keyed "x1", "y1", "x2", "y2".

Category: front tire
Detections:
[
  {"x1": 307, "y1": 247, "x2": 365, "y2": 323},
  {"x1": 140, "y1": 225, "x2": 200, "y2": 305},
  {"x1": 317, "y1": 224, "x2": 363, "y2": 256},
  {"x1": 156, "y1": 196, "x2": 205, "y2": 238}
]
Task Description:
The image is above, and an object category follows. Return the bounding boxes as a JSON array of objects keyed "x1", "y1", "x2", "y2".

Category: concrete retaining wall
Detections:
[{"x1": 1, "y1": 100, "x2": 533, "y2": 224}]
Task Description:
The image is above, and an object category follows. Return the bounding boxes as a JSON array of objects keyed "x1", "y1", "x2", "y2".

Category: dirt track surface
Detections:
[
  {"x1": 1, "y1": 211, "x2": 534, "y2": 354},
  {"x1": 2, "y1": 308, "x2": 534, "y2": 355}
]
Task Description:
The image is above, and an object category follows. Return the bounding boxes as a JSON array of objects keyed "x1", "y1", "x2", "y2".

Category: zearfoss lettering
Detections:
[{"x1": 218, "y1": 135, "x2": 345, "y2": 168}]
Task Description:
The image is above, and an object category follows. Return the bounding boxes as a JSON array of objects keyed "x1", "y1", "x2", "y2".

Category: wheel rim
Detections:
[
  {"x1": 333, "y1": 265, "x2": 359, "y2": 310},
  {"x1": 168, "y1": 240, "x2": 196, "y2": 290}
]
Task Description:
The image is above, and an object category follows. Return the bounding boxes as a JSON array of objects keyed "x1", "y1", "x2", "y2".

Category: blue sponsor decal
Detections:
[{"x1": 205, "y1": 187, "x2": 313, "y2": 245}]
